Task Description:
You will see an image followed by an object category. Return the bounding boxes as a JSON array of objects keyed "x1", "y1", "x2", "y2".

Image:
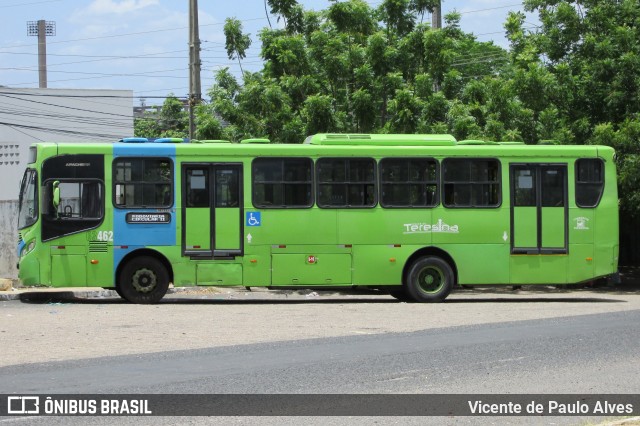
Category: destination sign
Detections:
[{"x1": 125, "y1": 212, "x2": 171, "y2": 224}]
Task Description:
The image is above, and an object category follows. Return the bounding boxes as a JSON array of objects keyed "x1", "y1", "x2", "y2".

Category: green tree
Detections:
[{"x1": 224, "y1": 18, "x2": 252, "y2": 75}]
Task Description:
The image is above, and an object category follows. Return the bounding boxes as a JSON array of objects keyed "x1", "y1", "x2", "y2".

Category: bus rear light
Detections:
[{"x1": 90, "y1": 259, "x2": 99, "y2": 265}]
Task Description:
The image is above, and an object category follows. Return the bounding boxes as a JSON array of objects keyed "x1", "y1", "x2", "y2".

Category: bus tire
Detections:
[
  {"x1": 405, "y1": 256, "x2": 454, "y2": 303},
  {"x1": 118, "y1": 256, "x2": 169, "y2": 304}
]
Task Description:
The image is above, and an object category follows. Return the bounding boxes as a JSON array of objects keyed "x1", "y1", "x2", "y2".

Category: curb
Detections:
[{"x1": 0, "y1": 288, "x2": 117, "y2": 301}]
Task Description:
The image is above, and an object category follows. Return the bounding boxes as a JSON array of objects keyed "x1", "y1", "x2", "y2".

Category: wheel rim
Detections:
[
  {"x1": 417, "y1": 266, "x2": 445, "y2": 294},
  {"x1": 131, "y1": 268, "x2": 157, "y2": 293}
]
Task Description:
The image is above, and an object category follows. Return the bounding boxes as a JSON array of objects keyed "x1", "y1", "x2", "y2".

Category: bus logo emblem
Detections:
[
  {"x1": 574, "y1": 217, "x2": 589, "y2": 230},
  {"x1": 246, "y1": 212, "x2": 261, "y2": 227}
]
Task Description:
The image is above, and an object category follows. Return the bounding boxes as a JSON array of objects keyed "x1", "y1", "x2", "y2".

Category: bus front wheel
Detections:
[
  {"x1": 405, "y1": 256, "x2": 454, "y2": 303},
  {"x1": 118, "y1": 256, "x2": 169, "y2": 304}
]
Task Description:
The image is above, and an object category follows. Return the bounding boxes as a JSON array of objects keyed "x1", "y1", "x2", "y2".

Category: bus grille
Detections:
[
  {"x1": 18, "y1": 232, "x2": 23, "y2": 243},
  {"x1": 88, "y1": 241, "x2": 108, "y2": 253}
]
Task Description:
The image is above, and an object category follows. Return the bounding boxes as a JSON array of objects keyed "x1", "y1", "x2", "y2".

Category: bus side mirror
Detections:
[{"x1": 52, "y1": 181, "x2": 60, "y2": 216}]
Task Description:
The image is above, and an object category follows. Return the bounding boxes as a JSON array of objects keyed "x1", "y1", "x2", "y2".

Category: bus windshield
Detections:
[{"x1": 18, "y1": 169, "x2": 38, "y2": 229}]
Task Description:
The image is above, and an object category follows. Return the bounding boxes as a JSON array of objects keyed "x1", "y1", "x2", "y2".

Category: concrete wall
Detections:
[
  {"x1": 0, "y1": 88, "x2": 133, "y2": 201},
  {"x1": 0, "y1": 200, "x2": 18, "y2": 279}
]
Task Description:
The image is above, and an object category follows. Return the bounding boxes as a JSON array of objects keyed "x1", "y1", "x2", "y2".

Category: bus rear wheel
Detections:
[
  {"x1": 405, "y1": 256, "x2": 454, "y2": 303},
  {"x1": 118, "y1": 256, "x2": 169, "y2": 304}
]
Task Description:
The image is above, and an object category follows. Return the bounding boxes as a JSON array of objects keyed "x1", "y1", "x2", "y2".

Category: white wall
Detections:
[{"x1": 0, "y1": 87, "x2": 133, "y2": 201}]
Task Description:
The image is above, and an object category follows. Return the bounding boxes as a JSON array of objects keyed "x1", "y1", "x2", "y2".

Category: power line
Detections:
[
  {"x1": 0, "y1": 0, "x2": 61, "y2": 8},
  {"x1": 0, "y1": 121, "x2": 128, "y2": 140},
  {"x1": 0, "y1": 17, "x2": 268, "y2": 51},
  {"x1": 0, "y1": 93, "x2": 134, "y2": 118},
  {"x1": 0, "y1": 90, "x2": 180, "y2": 99}
]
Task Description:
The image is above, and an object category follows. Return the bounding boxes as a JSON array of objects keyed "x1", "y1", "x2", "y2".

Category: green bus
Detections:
[{"x1": 17, "y1": 134, "x2": 618, "y2": 303}]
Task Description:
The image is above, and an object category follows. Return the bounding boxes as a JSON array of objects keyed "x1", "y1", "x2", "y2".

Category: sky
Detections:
[{"x1": 0, "y1": 0, "x2": 537, "y2": 106}]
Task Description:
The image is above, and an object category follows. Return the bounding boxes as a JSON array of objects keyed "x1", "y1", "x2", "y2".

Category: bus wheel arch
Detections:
[
  {"x1": 402, "y1": 247, "x2": 457, "y2": 303},
  {"x1": 115, "y1": 249, "x2": 173, "y2": 304}
]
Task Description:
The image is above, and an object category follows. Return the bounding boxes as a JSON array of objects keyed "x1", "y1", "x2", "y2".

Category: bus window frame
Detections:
[
  {"x1": 18, "y1": 168, "x2": 39, "y2": 230},
  {"x1": 41, "y1": 177, "x2": 105, "y2": 242},
  {"x1": 112, "y1": 156, "x2": 174, "y2": 209},
  {"x1": 316, "y1": 157, "x2": 377, "y2": 209},
  {"x1": 575, "y1": 158, "x2": 605, "y2": 208},
  {"x1": 44, "y1": 178, "x2": 105, "y2": 221},
  {"x1": 251, "y1": 157, "x2": 314, "y2": 209},
  {"x1": 379, "y1": 157, "x2": 439, "y2": 209},
  {"x1": 442, "y1": 157, "x2": 502, "y2": 209}
]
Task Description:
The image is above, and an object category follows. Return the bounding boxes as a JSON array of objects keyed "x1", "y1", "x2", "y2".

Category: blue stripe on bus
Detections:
[{"x1": 112, "y1": 143, "x2": 177, "y2": 273}]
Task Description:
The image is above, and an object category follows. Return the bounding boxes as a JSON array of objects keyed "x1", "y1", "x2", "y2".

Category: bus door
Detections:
[
  {"x1": 182, "y1": 164, "x2": 243, "y2": 258},
  {"x1": 510, "y1": 164, "x2": 568, "y2": 282}
]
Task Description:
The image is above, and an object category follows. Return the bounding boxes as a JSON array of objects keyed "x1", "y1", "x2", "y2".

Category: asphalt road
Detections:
[{"x1": 1, "y1": 309, "x2": 639, "y2": 394}]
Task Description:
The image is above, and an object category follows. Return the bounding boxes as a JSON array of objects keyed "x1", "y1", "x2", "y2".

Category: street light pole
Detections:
[{"x1": 27, "y1": 20, "x2": 56, "y2": 88}]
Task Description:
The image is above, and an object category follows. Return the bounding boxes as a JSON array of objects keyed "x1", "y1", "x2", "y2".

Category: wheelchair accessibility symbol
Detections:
[{"x1": 246, "y1": 212, "x2": 261, "y2": 227}]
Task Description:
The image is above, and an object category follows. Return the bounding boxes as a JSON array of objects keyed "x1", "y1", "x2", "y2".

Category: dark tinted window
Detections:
[
  {"x1": 317, "y1": 158, "x2": 376, "y2": 208},
  {"x1": 113, "y1": 158, "x2": 172, "y2": 208},
  {"x1": 541, "y1": 167, "x2": 565, "y2": 207},
  {"x1": 443, "y1": 159, "x2": 500, "y2": 208},
  {"x1": 380, "y1": 158, "x2": 438, "y2": 207},
  {"x1": 575, "y1": 159, "x2": 604, "y2": 207},
  {"x1": 215, "y1": 168, "x2": 240, "y2": 208},
  {"x1": 186, "y1": 168, "x2": 209, "y2": 207},
  {"x1": 252, "y1": 158, "x2": 312, "y2": 208}
]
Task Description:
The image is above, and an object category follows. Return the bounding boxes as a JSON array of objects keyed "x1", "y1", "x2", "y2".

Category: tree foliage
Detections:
[{"x1": 136, "y1": 1, "x2": 640, "y2": 216}]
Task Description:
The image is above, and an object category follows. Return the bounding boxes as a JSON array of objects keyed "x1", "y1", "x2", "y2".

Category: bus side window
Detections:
[
  {"x1": 575, "y1": 159, "x2": 604, "y2": 208},
  {"x1": 380, "y1": 158, "x2": 438, "y2": 208},
  {"x1": 252, "y1": 158, "x2": 313, "y2": 208},
  {"x1": 50, "y1": 181, "x2": 103, "y2": 220},
  {"x1": 317, "y1": 158, "x2": 376, "y2": 208},
  {"x1": 443, "y1": 158, "x2": 501, "y2": 208}
]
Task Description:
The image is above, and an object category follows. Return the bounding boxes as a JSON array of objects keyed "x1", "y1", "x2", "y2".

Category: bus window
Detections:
[
  {"x1": 54, "y1": 181, "x2": 103, "y2": 219},
  {"x1": 252, "y1": 158, "x2": 313, "y2": 208},
  {"x1": 113, "y1": 158, "x2": 172, "y2": 208},
  {"x1": 186, "y1": 169, "x2": 209, "y2": 207},
  {"x1": 317, "y1": 158, "x2": 376, "y2": 208},
  {"x1": 443, "y1": 158, "x2": 500, "y2": 208},
  {"x1": 541, "y1": 168, "x2": 565, "y2": 207},
  {"x1": 513, "y1": 168, "x2": 535, "y2": 206},
  {"x1": 18, "y1": 169, "x2": 38, "y2": 230},
  {"x1": 215, "y1": 169, "x2": 239, "y2": 207},
  {"x1": 575, "y1": 159, "x2": 604, "y2": 207},
  {"x1": 380, "y1": 158, "x2": 438, "y2": 208}
]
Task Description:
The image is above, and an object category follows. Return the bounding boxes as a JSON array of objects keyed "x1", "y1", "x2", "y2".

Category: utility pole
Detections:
[
  {"x1": 27, "y1": 20, "x2": 56, "y2": 88},
  {"x1": 188, "y1": 0, "x2": 202, "y2": 140},
  {"x1": 432, "y1": 0, "x2": 442, "y2": 30}
]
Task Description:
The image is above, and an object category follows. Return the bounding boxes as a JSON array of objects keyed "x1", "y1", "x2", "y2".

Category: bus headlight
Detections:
[{"x1": 21, "y1": 240, "x2": 36, "y2": 258}]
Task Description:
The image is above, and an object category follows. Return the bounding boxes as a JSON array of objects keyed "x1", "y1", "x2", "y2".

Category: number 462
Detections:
[{"x1": 97, "y1": 231, "x2": 113, "y2": 242}]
